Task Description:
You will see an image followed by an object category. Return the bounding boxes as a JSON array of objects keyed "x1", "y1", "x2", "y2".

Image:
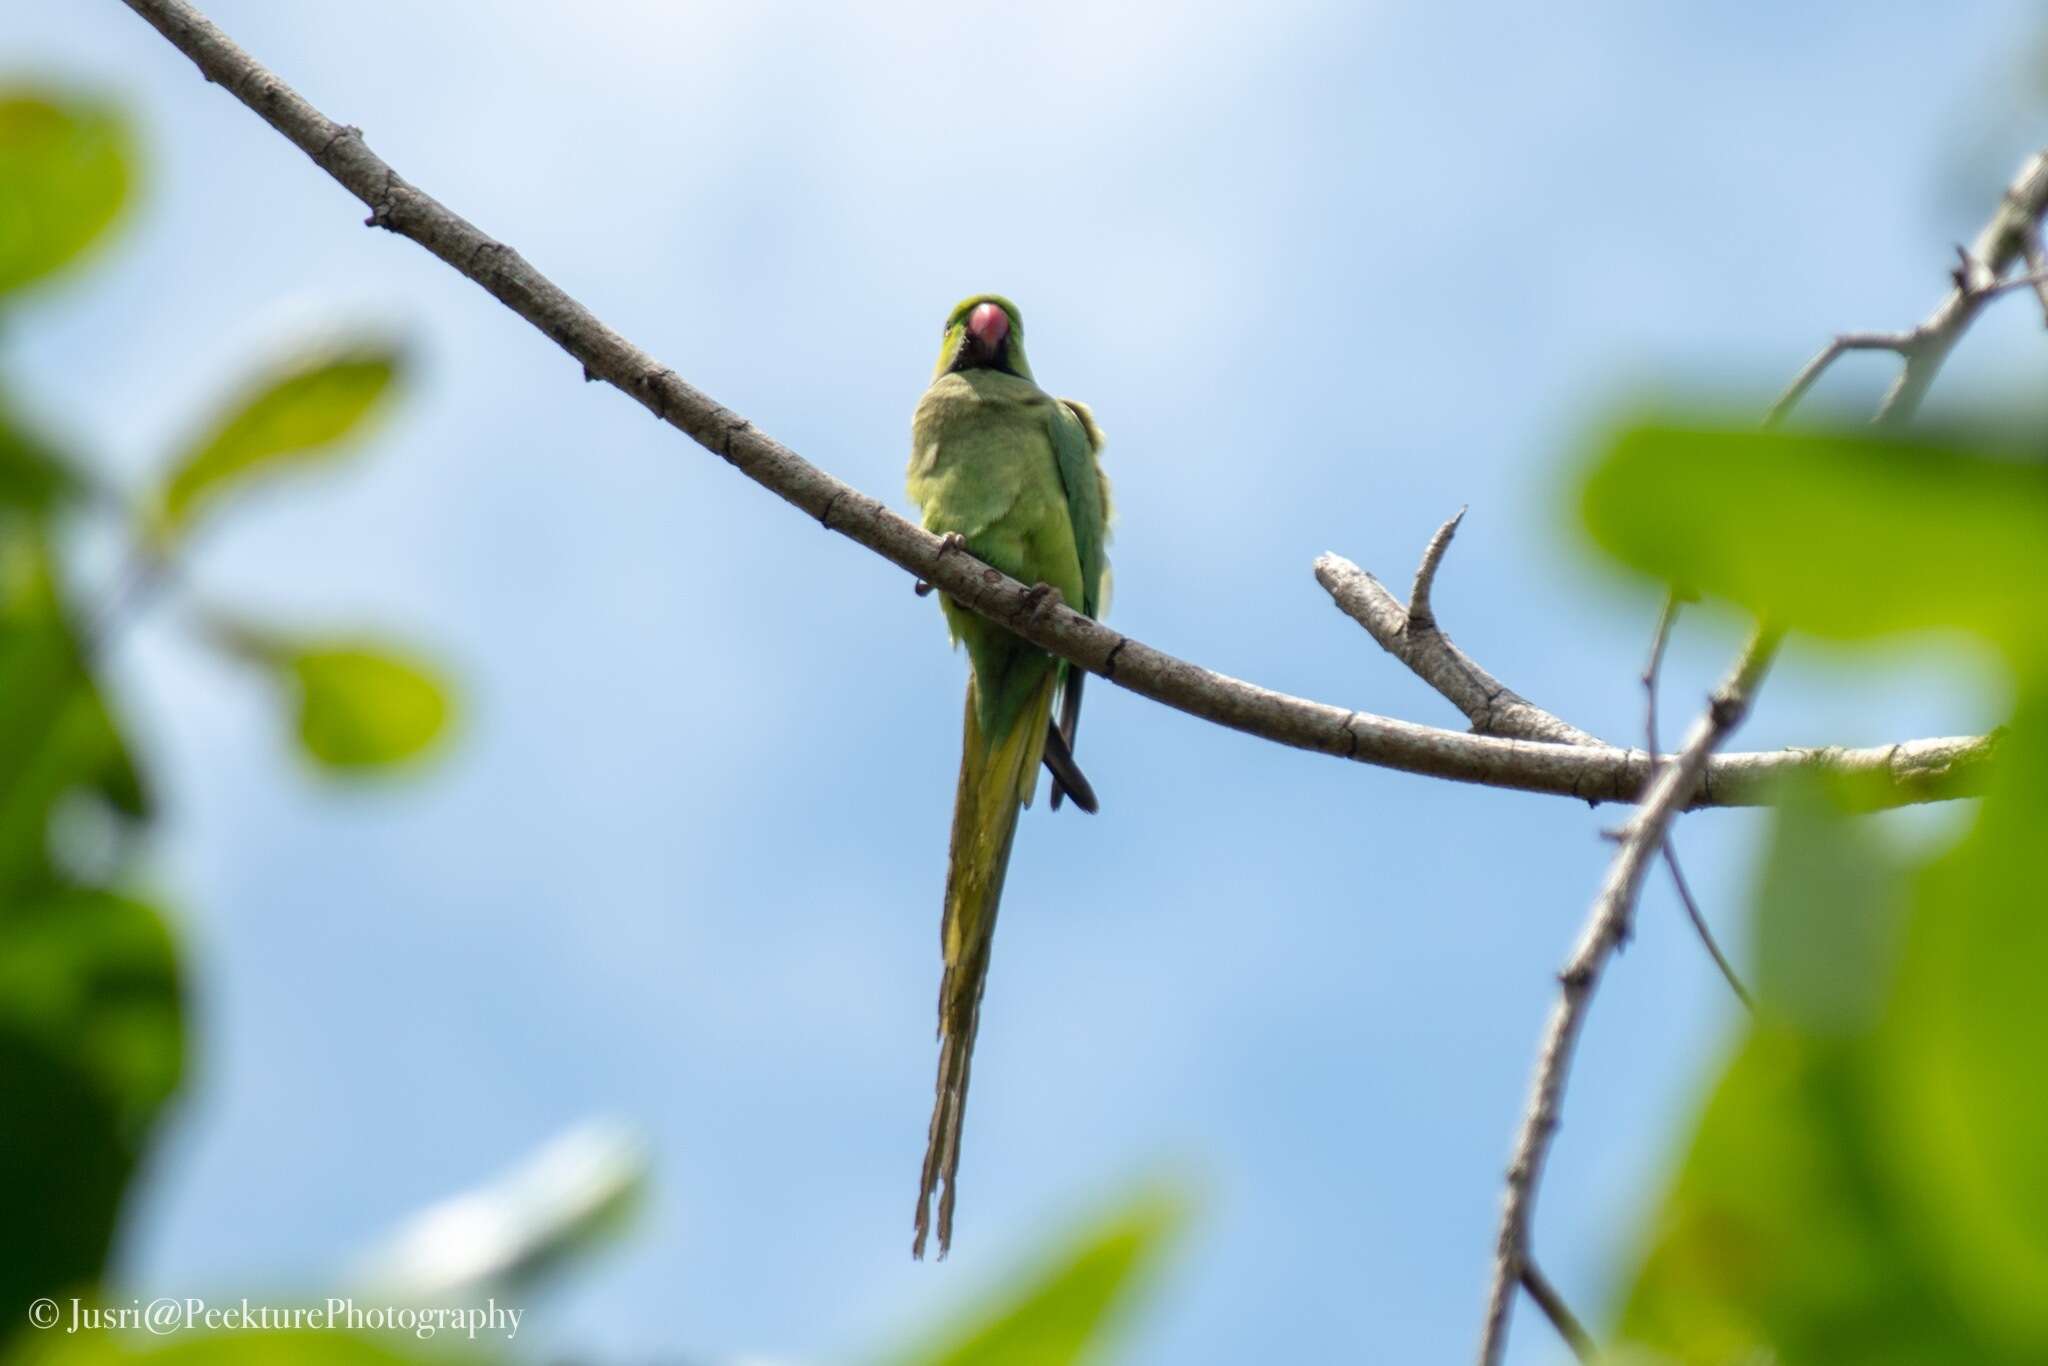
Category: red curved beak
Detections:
[{"x1": 966, "y1": 301, "x2": 1009, "y2": 352}]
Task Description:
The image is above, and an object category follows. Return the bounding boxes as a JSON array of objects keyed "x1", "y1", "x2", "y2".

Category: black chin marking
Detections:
[{"x1": 949, "y1": 338, "x2": 1016, "y2": 377}]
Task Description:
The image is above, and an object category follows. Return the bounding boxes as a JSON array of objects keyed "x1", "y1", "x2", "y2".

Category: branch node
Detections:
[
  {"x1": 319, "y1": 122, "x2": 362, "y2": 164},
  {"x1": 720, "y1": 416, "x2": 752, "y2": 462},
  {"x1": 467, "y1": 238, "x2": 507, "y2": 278},
  {"x1": 1952, "y1": 243, "x2": 1984, "y2": 294},
  {"x1": 637, "y1": 366, "x2": 677, "y2": 420}
]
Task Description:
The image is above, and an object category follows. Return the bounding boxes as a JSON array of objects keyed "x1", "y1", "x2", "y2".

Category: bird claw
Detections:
[
  {"x1": 1020, "y1": 581, "x2": 1064, "y2": 614},
  {"x1": 916, "y1": 534, "x2": 967, "y2": 596}
]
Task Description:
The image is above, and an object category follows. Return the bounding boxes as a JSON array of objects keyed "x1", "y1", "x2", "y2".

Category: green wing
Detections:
[
  {"x1": 1049, "y1": 399, "x2": 1110, "y2": 618},
  {"x1": 1046, "y1": 399, "x2": 1109, "y2": 811}
]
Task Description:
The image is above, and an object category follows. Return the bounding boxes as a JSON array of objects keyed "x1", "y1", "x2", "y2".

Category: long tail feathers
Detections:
[{"x1": 914, "y1": 672, "x2": 1055, "y2": 1259}]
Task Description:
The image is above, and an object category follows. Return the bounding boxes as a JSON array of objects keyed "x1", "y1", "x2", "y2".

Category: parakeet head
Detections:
[{"x1": 934, "y1": 294, "x2": 1033, "y2": 382}]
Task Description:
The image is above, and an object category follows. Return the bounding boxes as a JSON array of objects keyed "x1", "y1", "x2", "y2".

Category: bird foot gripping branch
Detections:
[{"x1": 911, "y1": 531, "x2": 967, "y2": 596}]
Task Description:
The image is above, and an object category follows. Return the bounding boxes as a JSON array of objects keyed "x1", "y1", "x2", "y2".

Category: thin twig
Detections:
[
  {"x1": 1973, "y1": 263, "x2": 2048, "y2": 307},
  {"x1": 1639, "y1": 598, "x2": 1750, "y2": 1005},
  {"x1": 1642, "y1": 596, "x2": 1679, "y2": 761},
  {"x1": 1519, "y1": 1260, "x2": 1597, "y2": 1364},
  {"x1": 1477, "y1": 629, "x2": 1779, "y2": 1366},
  {"x1": 112, "y1": 0, "x2": 1993, "y2": 813},
  {"x1": 1405, "y1": 505, "x2": 1466, "y2": 631},
  {"x1": 1661, "y1": 840, "x2": 1753, "y2": 1011},
  {"x1": 1765, "y1": 332, "x2": 1915, "y2": 427}
]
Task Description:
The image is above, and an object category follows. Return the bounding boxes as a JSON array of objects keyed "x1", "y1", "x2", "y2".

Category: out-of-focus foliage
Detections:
[
  {"x1": 0, "y1": 92, "x2": 130, "y2": 299},
  {"x1": 1583, "y1": 423, "x2": 2048, "y2": 660},
  {"x1": 1583, "y1": 418, "x2": 2048, "y2": 1364},
  {"x1": 15, "y1": 1331, "x2": 469, "y2": 1366},
  {"x1": 886, "y1": 1188, "x2": 1186, "y2": 1366},
  {"x1": 0, "y1": 399, "x2": 85, "y2": 516},
  {"x1": 205, "y1": 619, "x2": 452, "y2": 774},
  {"x1": 0, "y1": 531, "x2": 148, "y2": 891},
  {"x1": 0, "y1": 87, "x2": 454, "y2": 1362},
  {"x1": 0, "y1": 93, "x2": 166, "y2": 1344},
  {"x1": 150, "y1": 345, "x2": 402, "y2": 545},
  {"x1": 283, "y1": 645, "x2": 451, "y2": 772}
]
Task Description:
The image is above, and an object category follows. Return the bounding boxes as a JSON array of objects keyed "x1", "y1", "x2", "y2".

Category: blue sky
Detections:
[{"x1": 6, "y1": 2, "x2": 2040, "y2": 1361}]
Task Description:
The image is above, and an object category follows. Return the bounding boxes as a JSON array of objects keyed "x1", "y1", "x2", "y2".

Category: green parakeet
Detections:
[{"x1": 905, "y1": 295, "x2": 1111, "y2": 1259}]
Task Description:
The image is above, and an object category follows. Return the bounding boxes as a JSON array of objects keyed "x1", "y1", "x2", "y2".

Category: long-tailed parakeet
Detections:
[{"x1": 905, "y1": 294, "x2": 1111, "y2": 1259}]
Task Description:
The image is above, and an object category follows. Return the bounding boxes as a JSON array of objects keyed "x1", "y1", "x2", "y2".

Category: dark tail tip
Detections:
[{"x1": 1042, "y1": 721, "x2": 1099, "y2": 814}]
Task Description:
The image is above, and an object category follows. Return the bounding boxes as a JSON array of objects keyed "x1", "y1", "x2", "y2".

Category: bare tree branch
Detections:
[
  {"x1": 1767, "y1": 150, "x2": 2048, "y2": 427},
  {"x1": 114, "y1": 0, "x2": 1994, "y2": 814},
  {"x1": 1316, "y1": 546, "x2": 1601, "y2": 748},
  {"x1": 1477, "y1": 629, "x2": 1778, "y2": 1366},
  {"x1": 1322, "y1": 532, "x2": 1754, "y2": 1015}
]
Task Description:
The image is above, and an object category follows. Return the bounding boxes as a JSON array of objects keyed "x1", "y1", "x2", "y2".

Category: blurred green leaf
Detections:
[
  {"x1": 0, "y1": 887, "x2": 181, "y2": 1355},
  {"x1": 1579, "y1": 421, "x2": 2048, "y2": 658},
  {"x1": 14, "y1": 1329, "x2": 481, "y2": 1366},
  {"x1": 0, "y1": 1028, "x2": 136, "y2": 1355},
  {"x1": 1617, "y1": 1018, "x2": 1991, "y2": 1364},
  {"x1": 1870, "y1": 706, "x2": 2048, "y2": 1353},
  {"x1": 0, "y1": 396, "x2": 84, "y2": 515},
  {"x1": 0, "y1": 529, "x2": 148, "y2": 897},
  {"x1": 0, "y1": 91, "x2": 132, "y2": 298},
  {"x1": 1750, "y1": 780, "x2": 1906, "y2": 1034},
  {"x1": 150, "y1": 343, "x2": 402, "y2": 543},
  {"x1": 289, "y1": 646, "x2": 451, "y2": 771},
  {"x1": 0, "y1": 887, "x2": 182, "y2": 1137},
  {"x1": 205, "y1": 620, "x2": 454, "y2": 773},
  {"x1": 1619, "y1": 710, "x2": 2048, "y2": 1362},
  {"x1": 1617, "y1": 779, "x2": 1981, "y2": 1364},
  {"x1": 886, "y1": 1186, "x2": 1186, "y2": 1366}
]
